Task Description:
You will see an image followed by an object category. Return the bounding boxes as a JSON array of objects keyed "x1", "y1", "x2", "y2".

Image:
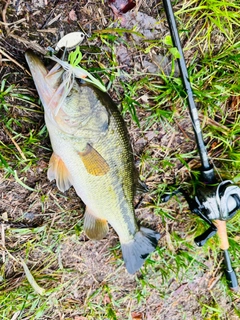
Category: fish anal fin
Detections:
[
  {"x1": 47, "y1": 153, "x2": 72, "y2": 192},
  {"x1": 79, "y1": 144, "x2": 109, "y2": 176},
  {"x1": 84, "y1": 207, "x2": 109, "y2": 240}
]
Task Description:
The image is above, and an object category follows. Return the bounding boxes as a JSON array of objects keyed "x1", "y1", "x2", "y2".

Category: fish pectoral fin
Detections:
[
  {"x1": 79, "y1": 144, "x2": 109, "y2": 176},
  {"x1": 47, "y1": 152, "x2": 72, "y2": 192},
  {"x1": 84, "y1": 207, "x2": 109, "y2": 240}
]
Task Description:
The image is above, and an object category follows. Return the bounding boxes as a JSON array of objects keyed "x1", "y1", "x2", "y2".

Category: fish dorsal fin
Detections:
[
  {"x1": 79, "y1": 144, "x2": 109, "y2": 176},
  {"x1": 84, "y1": 207, "x2": 109, "y2": 240},
  {"x1": 47, "y1": 153, "x2": 72, "y2": 192}
]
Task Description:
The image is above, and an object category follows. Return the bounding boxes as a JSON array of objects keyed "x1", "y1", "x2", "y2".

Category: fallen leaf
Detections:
[
  {"x1": 229, "y1": 95, "x2": 240, "y2": 110},
  {"x1": 172, "y1": 283, "x2": 188, "y2": 297},
  {"x1": 121, "y1": 11, "x2": 167, "y2": 40},
  {"x1": 131, "y1": 312, "x2": 142, "y2": 320},
  {"x1": 69, "y1": 9, "x2": 77, "y2": 21},
  {"x1": 116, "y1": 44, "x2": 131, "y2": 66},
  {"x1": 20, "y1": 258, "x2": 45, "y2": 296},
  {"x1": 10, "y1": 311, "x2": 21, "y2": 320},
  {"x1": 139, "y1": 94, "x2": 149, "y2": 104},
  {"x1": 103, "y1": 294, "x2": 111, "y2": 304},
  {"x1": 109, "y1": 0, "x2": 136, "y2": 14}
]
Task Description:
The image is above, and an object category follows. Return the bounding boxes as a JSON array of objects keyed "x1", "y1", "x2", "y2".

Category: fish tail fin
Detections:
[{"x1": 121, "y1": 227, "x2": 160, "y2": 274}]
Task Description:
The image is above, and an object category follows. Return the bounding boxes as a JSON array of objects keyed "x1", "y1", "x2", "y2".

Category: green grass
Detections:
[
  {"x1": 0, "y1": 77, "x2": 46, "y2": 174},
  {"x1": 0, "y1": 0, "x2": 240, "y2": 319}
]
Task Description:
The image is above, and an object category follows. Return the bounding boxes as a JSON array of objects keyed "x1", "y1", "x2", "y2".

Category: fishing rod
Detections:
[{"x1": 161, "y1": 0, "x2": 240, "y2": 291}]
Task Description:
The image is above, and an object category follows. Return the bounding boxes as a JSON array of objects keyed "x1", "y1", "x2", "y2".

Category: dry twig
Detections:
[
  {"x1": 2, "y1": 0, "x2": 11, "y2": 34},
  {"x1": 0, "y1": 48, "x2": 31, "y2": 74},
  {"x1": 3, "y1": 124, "x2": 27, "y2": 161}
]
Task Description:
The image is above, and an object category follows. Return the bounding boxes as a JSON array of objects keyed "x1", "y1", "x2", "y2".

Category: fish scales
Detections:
[
  {"x1": 49, "y1": 84, "x2": 136, "y2": 240},
  {"x1": 25, "y1": 49, "x2": 160, "y2": 273}
]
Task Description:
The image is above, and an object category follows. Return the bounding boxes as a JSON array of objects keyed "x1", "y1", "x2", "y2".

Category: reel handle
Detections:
[{"x1": 194, "y1": 226, "x2": 217, "y2": 247}]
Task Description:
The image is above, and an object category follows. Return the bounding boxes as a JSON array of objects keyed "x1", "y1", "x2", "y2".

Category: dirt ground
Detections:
[{"x1": 0, "y1": 0, "x2": 239, "y2": 319}]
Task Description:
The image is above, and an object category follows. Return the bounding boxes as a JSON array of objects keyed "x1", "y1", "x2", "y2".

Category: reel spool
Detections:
[{"x1": 195, "y1": 180, "x2": 240, "y2": 221}]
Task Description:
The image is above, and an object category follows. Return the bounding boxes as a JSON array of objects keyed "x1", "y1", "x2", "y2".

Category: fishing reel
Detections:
[
  {"x1": 162, "y1": 176, "x2": 240, "y2": 290},
  {"x1": 196, "y1": 180, "x2": 240, "y2": 221},
  {"x1": 193, "y1": 179, "x2": 240, "y2": 246},
  {"x1": 162, "y1": 179, "x2": 240, "y2": 247}
]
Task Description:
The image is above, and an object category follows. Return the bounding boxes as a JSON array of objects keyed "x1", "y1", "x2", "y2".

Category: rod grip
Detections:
[{"x1": 214, "y1": 220, "x2": 229, "y2": 250}]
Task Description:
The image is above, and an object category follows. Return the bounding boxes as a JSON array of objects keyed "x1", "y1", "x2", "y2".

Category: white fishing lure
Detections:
[
  {"x1": 46, "y1": 34, "x2": 107, "y2": 119},
  {"x1": 55, "y1": 32, "x2": 85, "y2": 51}
]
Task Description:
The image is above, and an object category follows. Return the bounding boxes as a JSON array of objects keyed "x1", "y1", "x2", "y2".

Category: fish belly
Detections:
[
  {"x1": 50, "y1": 139, "x2": 161, "y2": 275},
  {"x1": 46, "y1": 118, "x2": 138, "y2": 243}
]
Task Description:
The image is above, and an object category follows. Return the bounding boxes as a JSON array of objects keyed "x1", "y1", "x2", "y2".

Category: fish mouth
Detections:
[{"x1": 25, "y1": 50, "x2": 65, "y2": 121}]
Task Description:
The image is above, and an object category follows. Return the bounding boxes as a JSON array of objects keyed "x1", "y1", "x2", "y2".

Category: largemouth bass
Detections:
[{"x1": 25, "y1": 49, "x2": 160, "y2": 273}]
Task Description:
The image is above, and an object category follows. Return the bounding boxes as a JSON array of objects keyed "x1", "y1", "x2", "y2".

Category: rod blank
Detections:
[{"x1": 162, "y1": 0, "x2": 212, "y2": 174}]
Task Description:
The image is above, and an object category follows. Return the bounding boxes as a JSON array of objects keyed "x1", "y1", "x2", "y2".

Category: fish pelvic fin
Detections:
[
  {"x1": 121, "y1": 227, "x2": 160, "y2": 274},
  {"x1": 79, "y1": 144, "x2": 109, "y2": 176},
  {"x1": 47, "y1": 153, "x2": 72, "y2": 192},
  {"x1": 84, "y1": 207, "x2": 109, "y2": 240}
]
